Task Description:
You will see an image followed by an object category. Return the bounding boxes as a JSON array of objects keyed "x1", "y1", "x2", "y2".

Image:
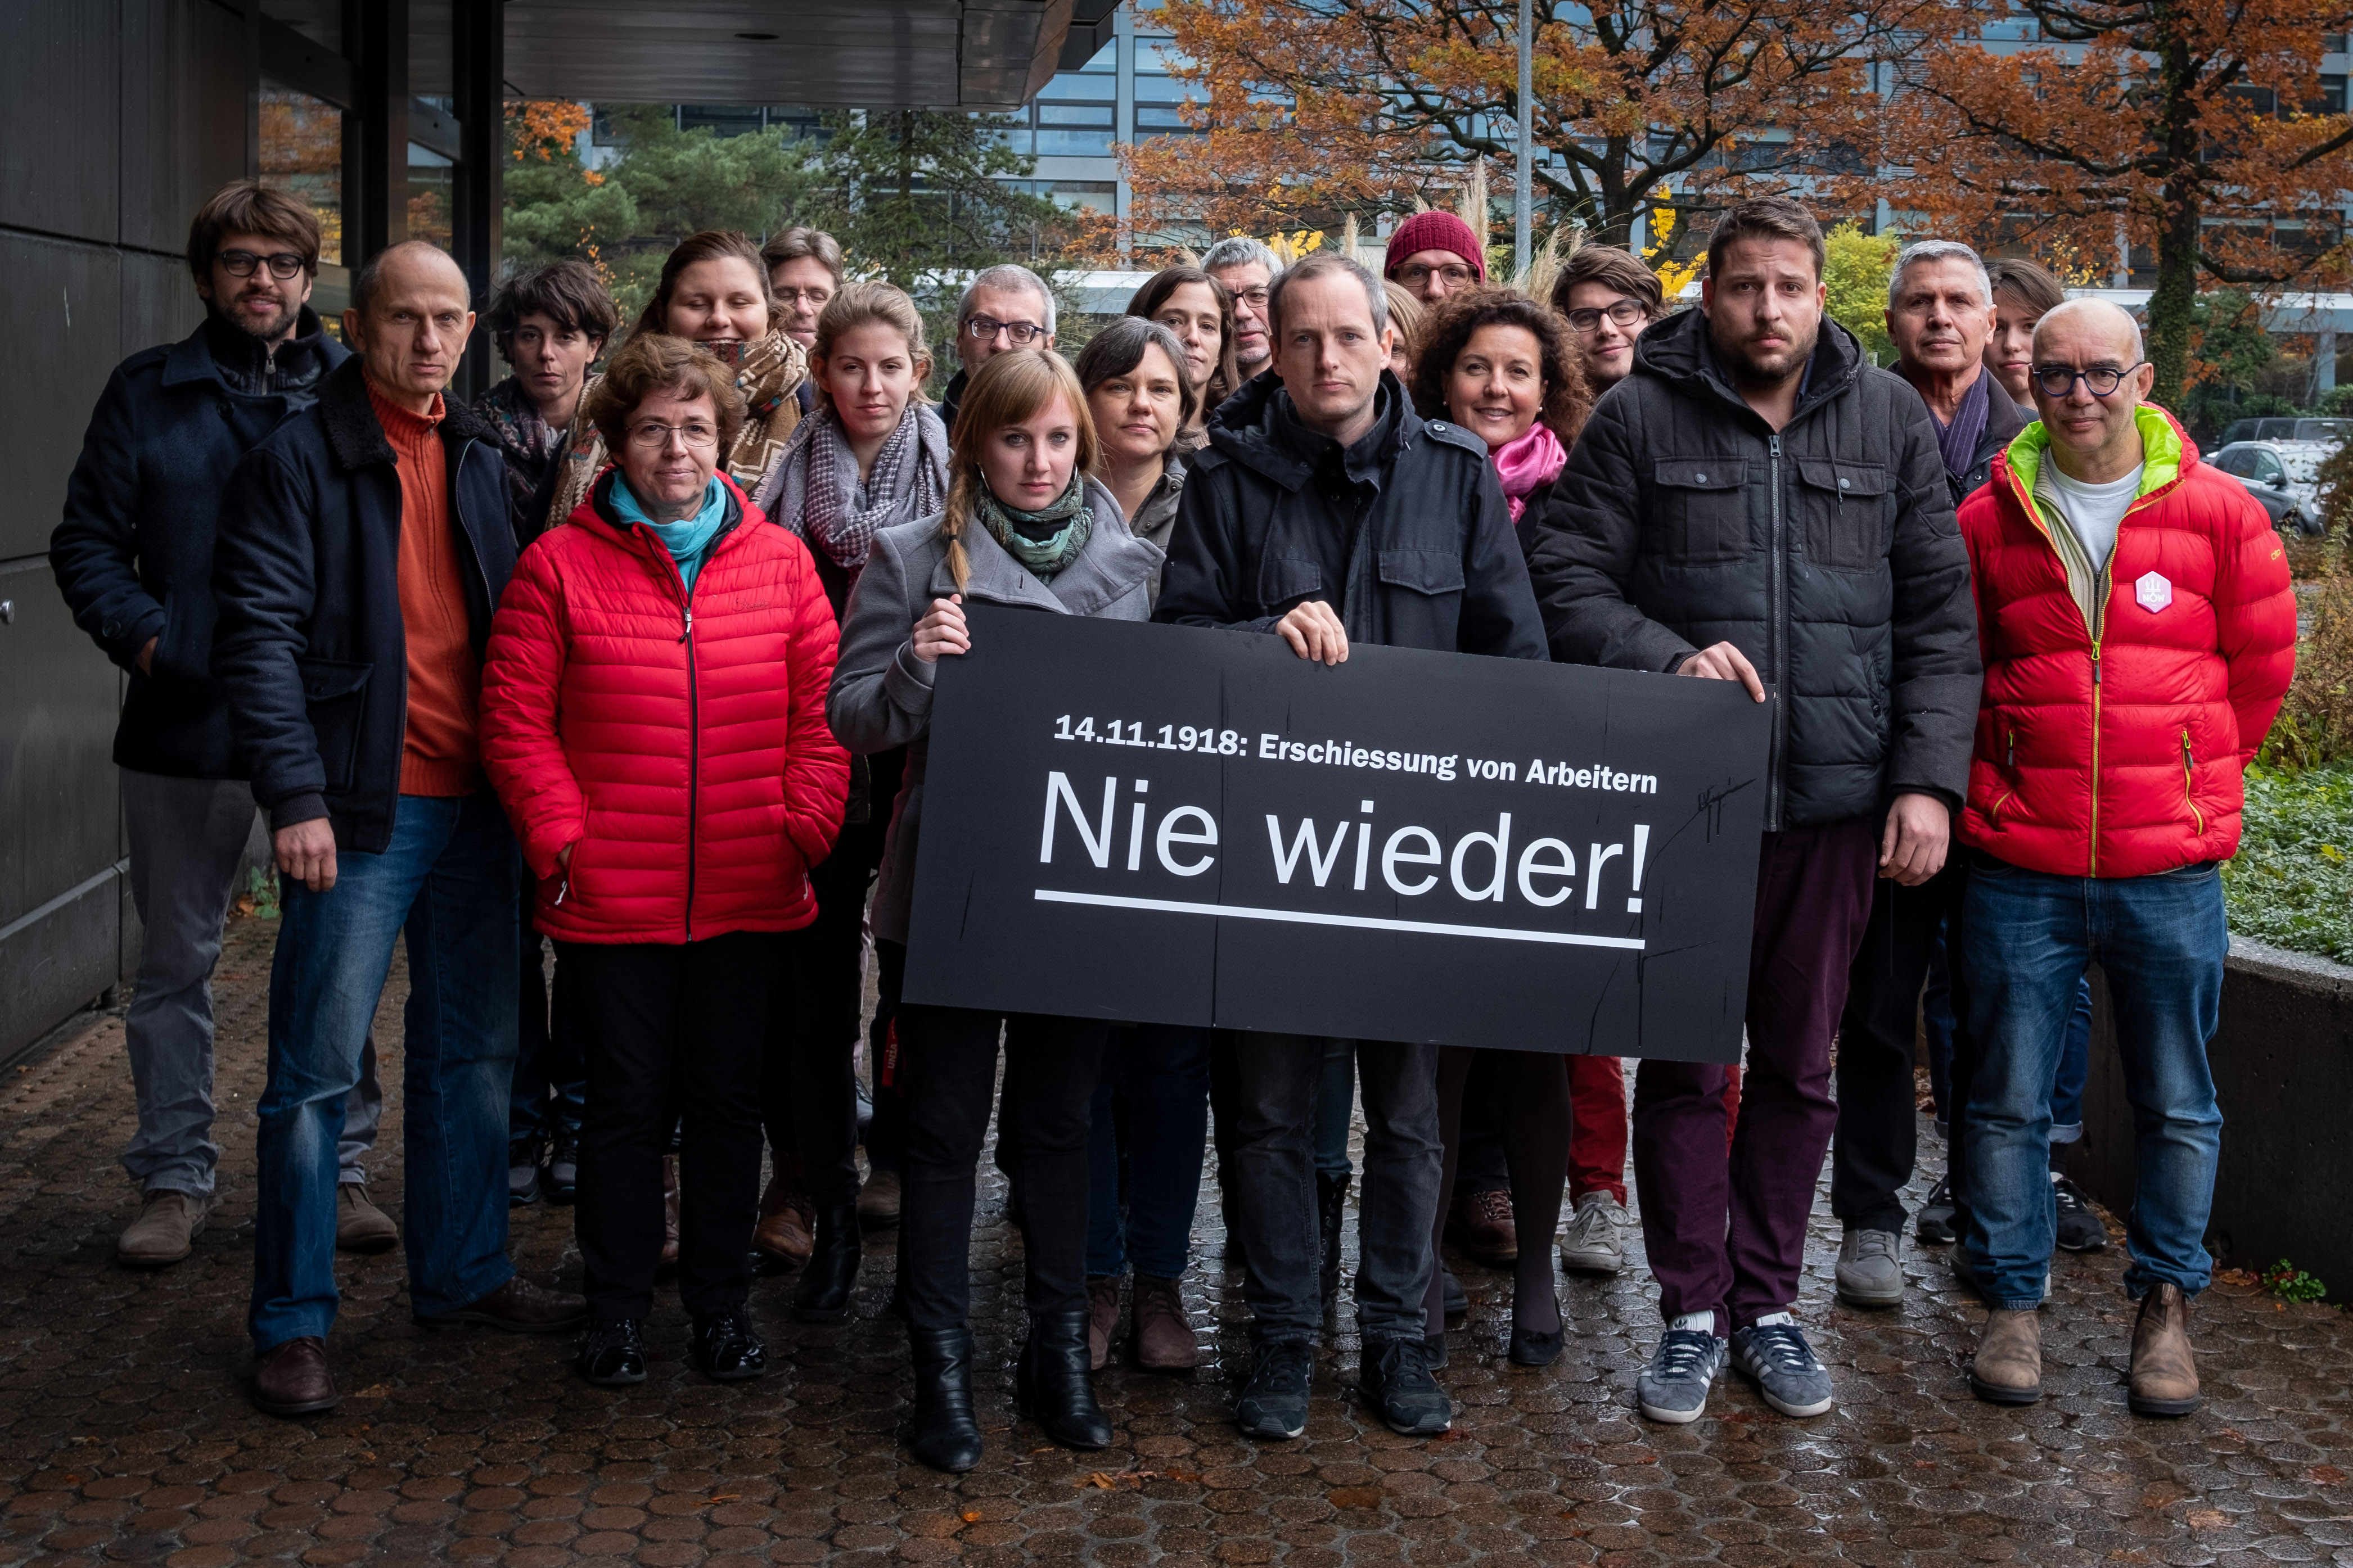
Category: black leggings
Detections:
[
  {"x1": 759, "y1": 819, "x2": 886, "y2": 1208},
  {"x1": 894, "y1": 1002, "x2": 1106, "y2": 1332},
  {"x1": 1425, "y1": 1046, "x2": 1572, "y2": 1337}
]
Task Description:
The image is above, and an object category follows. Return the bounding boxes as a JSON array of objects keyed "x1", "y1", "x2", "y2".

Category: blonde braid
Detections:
[{"x1": 941, "y1": 468, "x2": 978, "y2": 593}]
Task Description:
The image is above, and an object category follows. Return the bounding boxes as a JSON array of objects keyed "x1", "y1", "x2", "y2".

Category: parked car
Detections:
[
  {"x1": 2210, "y1": 440, "x2": 2328, "y2": 534},
  {"x1": 2216, "y1": 416, "x2": 2349, "y2": 448}
]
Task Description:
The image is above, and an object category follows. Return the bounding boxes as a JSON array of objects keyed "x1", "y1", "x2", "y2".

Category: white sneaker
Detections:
[{"x1": 1558, "y1": 1192, "x2": 1626, "y2": 1274}]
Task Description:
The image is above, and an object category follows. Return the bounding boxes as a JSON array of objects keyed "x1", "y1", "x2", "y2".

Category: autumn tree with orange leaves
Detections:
[
  {"x1": 1868, "y1": 0, "x2": 2353, "y2": 405},
  {"x1": 1126, "y1": 0, "x2": 1935, "y2": 251}
]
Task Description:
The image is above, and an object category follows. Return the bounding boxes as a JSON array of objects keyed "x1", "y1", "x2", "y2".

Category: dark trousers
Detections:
[
  {"x1": 1453, "y1": 1054, "x2": 1510, "y2": 1196},
  {"x1": 1086, "y1": 1023, "x2": 1212, "y2": 1279},
  {"x1": 1632, "y1": 816, "x2": 1878, "y2": 1328},
  {"x1": 558, "y1": 930, "x2": 782, "y2": 1322},
  {"x1": 1830, "y1": 865, "x2": 1969, "y2": 1235},
  {"x1": 867, "y1": 941, "x2": 909, "y2": 1172},
  {"x1": 895, "y1": 1002, "x2": 1106, "y2": 1331},
  {"x1": 761, "y1": 819, "x2": 886, "y2": 1208},
  {"x1": 1427, "y1": 1046, "x2": 1572, "y2": 1336}
]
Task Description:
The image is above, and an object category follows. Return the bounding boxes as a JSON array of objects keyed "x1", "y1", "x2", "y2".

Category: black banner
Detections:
[{"x1": 902, "y1": 607, "x2": 1770, "y2": 1063}]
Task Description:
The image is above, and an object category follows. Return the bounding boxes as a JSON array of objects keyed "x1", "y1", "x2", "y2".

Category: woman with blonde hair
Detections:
[
  {"x1": 828, "y1": 349, "x2": 1161, "y2": 1474},
  {"x1": 1382, "y1": 281, "x2": 1427, "y2": 382}
]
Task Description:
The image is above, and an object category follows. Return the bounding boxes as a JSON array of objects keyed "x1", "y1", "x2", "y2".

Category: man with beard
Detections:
[
  {"x1": 51, "y1": 181, "x2": 398, "y2": 1271},
  {"x1": 1525, "y1": 198, "x2": 1979, "y2": 1424}
]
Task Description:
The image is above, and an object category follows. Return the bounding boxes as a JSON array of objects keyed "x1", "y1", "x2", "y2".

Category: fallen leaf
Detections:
[
  {"x1": 962, "y1": 1512, "x2": 980, "y2": 1522},
  {"x1": 2313, "y1": 1465, "x2": 2347, "y2": 1485},
  {"x1": 707, "y1": 1494, "x2": 738, "y2": 1504},
  {"x1": 2185, "y1": 1508, "x2": 2228, "y2": 1530},
  {"x1": 354, "y1": 1384, "x2": 391, "y2": 1398},
  {"x1": 1086, "y1": 1472, "x2": 1116, "y2": 1489},
  {"x1": 1328, "y1": 1486, "x2": 1384, "y2": 1510}
]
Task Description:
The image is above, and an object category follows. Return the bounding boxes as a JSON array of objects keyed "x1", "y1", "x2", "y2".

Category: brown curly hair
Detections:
[
  {"x1": 581, "y1": 333, "x2": 749, "y2": 456},
  {"x1": 1409, "y1": 288, "x2": 1591, "y2": 449}
]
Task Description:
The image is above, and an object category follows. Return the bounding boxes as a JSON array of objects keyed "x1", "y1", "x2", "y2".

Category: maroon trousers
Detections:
[{"x1": 1631, "y1": 816, "x2": 1878, "y2": 1330}]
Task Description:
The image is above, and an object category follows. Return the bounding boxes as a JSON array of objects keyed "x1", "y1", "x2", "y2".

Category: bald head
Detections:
[
  {"x1": 2030, "y1": 297, "x2": 2153, "y2": 482},
  {"x1": 346, "y1": 241, "x2": 476, "y2": 412}
]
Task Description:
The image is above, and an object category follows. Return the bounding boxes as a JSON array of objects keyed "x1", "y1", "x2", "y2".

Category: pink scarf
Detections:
[{"x1": 1493, "y1": 422, "x2": 1568, "y2": 521}]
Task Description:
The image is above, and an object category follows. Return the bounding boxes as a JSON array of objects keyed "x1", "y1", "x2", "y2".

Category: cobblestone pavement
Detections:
[{"x1": 4, "y1": 912, "x2": 2352, "y2": 1568}]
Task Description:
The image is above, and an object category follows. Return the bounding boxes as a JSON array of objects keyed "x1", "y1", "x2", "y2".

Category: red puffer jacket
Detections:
[
  {"x1": 480, "y1": 473, "x2": 849, "y2": 943},
  {"x1": 1957, "y1": 407, "x2": 2295, "y2": 878}
]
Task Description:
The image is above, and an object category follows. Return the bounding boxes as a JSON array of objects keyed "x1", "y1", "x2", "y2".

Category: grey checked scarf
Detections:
[{"x1": 757, "y1": 400, "x2": 949, "y2": 573}]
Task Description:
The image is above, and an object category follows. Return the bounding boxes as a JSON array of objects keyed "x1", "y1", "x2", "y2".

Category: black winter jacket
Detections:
[
  {"x1": 49, "y1": 308, "x2": 346, "y2": 778},
  {"x1": 1524, "y1": 309, "x2": 1980, "y2": 830},
  {"x1": 1153, "y1": 369, "x2": 1548, "y2": 660},
  {"x1": 211, "y1": 355, "x2": 516, "y2": 852},
  {"x1": 1949, "y1": 382, "x2": 2032, "y2": 507}
]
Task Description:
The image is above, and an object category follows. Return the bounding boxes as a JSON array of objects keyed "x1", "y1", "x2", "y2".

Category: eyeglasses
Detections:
[
  {"x1": 217, "y1": 250, "x2": 308, "y2": 281},
  {"x1": 2032, "y1": 362, "x2": 2144, "y2": 399},
  {"x1": 1231, "y1": 286, "x2": 1270, "y2": 309},
  {"x1": 1565, "y1": 299, "x2": 1649, "y2": 335},
  {"x1": 626, "y1": 419, "x2": 720, "y2": 450},
  {"x1": 966, "y1": 315, "x2": 1044, "y2": 345},
  {"x1": 774, "y1": 287, "x2": 832, "y2": 307},
  {"x1": 1394, "y1": 263, "x2": 1477, "y2": 288}
]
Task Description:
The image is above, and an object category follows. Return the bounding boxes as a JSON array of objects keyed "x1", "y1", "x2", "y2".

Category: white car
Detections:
[{"x1": 2209, "y1": 440, "x2": 2328, "y2": 534}]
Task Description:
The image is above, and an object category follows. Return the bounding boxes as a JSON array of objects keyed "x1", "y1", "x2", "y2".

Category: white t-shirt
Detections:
[{"x1": 2044, "y1": 462, "x2": 2143, "y2": 576}]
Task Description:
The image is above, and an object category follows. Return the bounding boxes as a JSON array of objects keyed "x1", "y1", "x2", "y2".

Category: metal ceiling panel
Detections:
[{"x1": 501, "y1": 0, "x2": 1062, "y2": 110}]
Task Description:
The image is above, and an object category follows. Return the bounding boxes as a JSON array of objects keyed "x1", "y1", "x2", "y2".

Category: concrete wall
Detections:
[{"x1": 2077, "y1": 936, "x2": 2353, "y2": 1297}]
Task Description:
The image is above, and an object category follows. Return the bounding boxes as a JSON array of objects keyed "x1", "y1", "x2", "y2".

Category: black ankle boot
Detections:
[
  {"x1": 1316, "y1": 1171, "x2": 1350, "y2": 1309},
  {"x1": 907, "y1": 1326, "x2": 983, "y2": 1472},
  {"x1": 1016, "y1": 1309, "x2": 1112, "y2": 1449},
  {"x1": 792, "y1": 1201, "x2": 862, "y2": 1322}
]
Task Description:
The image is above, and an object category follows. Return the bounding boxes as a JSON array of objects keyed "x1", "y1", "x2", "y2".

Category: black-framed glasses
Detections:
[
  {"x1": 1565, "y1": 299, "x2": 1649, "y2": 334},
  {"x1": 966, "y1": 315, "x2": 1043, "y2": 345},
  {"x1": 1230, "y1": 286, "x2": 1270, "y2": 309},
  {"x1": 217, "y1": 249, "x2": 308, "y2": 281},
  {"x1": 1394, "y1": 262, "x2": 1477, "y2": 288},
  {"x1": 2033, "y1": 361, "x2": 2144, "y2": 399}
]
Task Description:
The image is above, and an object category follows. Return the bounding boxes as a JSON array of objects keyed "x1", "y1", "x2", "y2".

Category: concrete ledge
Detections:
[{"x1": 2078, "y1": 934, "x2": 2353, "y2": 1298}]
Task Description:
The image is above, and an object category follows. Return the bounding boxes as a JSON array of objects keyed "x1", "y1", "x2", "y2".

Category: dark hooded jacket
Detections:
[
  {"x1": 210, "y1": 354, "x2": 517, "y2": 852},
  {"x1": 1152, "y1": 368, "x2": 1547, "y2": 660},
  {"x1": 1523, "y1": 308, "x2": 1980, "y2": 830},
  {"x1": 49, "y1": 306, "x2": 346, "y2": 778}
]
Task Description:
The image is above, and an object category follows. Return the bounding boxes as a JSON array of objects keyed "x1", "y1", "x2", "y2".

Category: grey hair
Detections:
[
  {"x1": 1200, "y1": 236, "x2": 1285, "y2": 279},
  {"x1": 1265, "y1": 252, "x2": 1389, "y2": 341},
  {"x1": 2034, "y1": 296, "x2": 2145, "y2": 364},
  {"x1": 957, "y1": 263, "x2": 1055, "y2": 335},
  {"x1": 1888, "y1": 240, "x2": 1991, "y2": 310}
]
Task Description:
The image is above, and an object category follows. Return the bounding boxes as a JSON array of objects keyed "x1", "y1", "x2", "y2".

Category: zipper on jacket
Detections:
[
  {"x1": 1766, "y1": 431, "x2": 1787, "y2": 831},
  {"x1": 2088, "y1": 593, "x2": 2106, "y2": 876},
  {"x1": 2181, "y1": 730, "x2": 2203, "y2": 835},
  {"x1": 681, "y1": 579, "x2": 701, "y2": 943}
]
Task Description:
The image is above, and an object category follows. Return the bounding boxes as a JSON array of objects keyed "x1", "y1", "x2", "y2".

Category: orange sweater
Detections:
[{"x1": 368, "y1": 382, "x2": 483, "y2": 796}]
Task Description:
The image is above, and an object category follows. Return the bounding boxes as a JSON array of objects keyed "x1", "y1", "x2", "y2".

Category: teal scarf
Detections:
[
  {"x1": 975, "y1": 474, "x2": 1092, "y2": 581},
  {"x1": 611, "y1": 473, "x2": 728, "y2": 591}
]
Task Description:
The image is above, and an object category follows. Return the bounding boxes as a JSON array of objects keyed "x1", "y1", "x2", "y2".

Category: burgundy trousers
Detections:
[{"x1": 1631, "y1": 815, "x2": 1878, "y2": 1330}]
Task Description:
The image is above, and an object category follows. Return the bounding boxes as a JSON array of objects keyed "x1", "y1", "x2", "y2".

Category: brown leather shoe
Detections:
[
  {"x1": 1968, "y1": 1308, "x2": 2043, "y2": 1404},
  {"x1": 415, "y1": 1275, "x2": 588, "y2": 1334},
  {"x1": 659, "y1": 1154, "x2": 682, "y2": 1273},
  {"x1": 1447, "y1": 1189, "x2": 1518, "y2": 1266},
  {"x1": 1087, "y1": 1275, "x2": 1121, "y2": 1371},
  {"x1": 1132, "y1": 1274, "x2": 1199, "y2": 1372},
  {"x1": 754, "y1": 1171, "x2": 815, "y2": 1267},
  {"x1": 335, "y1": 1183, "x2": 400, "y2": 1254},
  {"x1": 2129, "y1": 1282, "x2": 2201, "y2": 1416},
  {"x1": 251, "y1": 1336, "x2": 339, "y2": 1417}
]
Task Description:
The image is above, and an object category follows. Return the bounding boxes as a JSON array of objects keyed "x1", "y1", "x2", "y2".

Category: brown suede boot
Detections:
[
  {"x1": 754, "y1": 1170, "x2": 815, "y2": 1267},
  {"x1": 1087, "y1": 1275, "x2": 1121, "y2": 1371},
  {"x1": 1968, "y1": 1308, "x2": 2042, "y2": 1404},
  {"x1": 2129, "y1": 1283, "x2": 2201, "y2": 1416},
  {"x1": 1132, "y1": 1275, "x2": 1199, "y2": 1372}
]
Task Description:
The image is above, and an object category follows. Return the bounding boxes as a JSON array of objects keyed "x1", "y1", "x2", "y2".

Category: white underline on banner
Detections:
[{"x1": 1031, "y1": 889, "x2": 1646, "y2": 951}]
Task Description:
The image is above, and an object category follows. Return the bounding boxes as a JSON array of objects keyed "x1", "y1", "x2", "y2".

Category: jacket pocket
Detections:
[
  {"x1": 2181, "y1": 731, "x2": 2204, "y2": 836},
  {"x1": 1651, "y1": 459, "x2": 1748, "y2": 564},
  {"x1": 1256, "y1": 554, "x2": 1323, "y2": 612},
  {"x1": 296, "y1": 657, "x2": 372, "y2": 793},
  {"x1": 1376, "y1": 548, "x2": 1466, "y2": 597},
  {"x1": 1796, "y1": 459, "x2": 1891, "y2": 573}
]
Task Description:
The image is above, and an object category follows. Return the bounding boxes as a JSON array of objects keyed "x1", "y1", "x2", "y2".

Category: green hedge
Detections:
[{"x1": 2224, "y1": 762, "x2": 2353, "y2": 964}]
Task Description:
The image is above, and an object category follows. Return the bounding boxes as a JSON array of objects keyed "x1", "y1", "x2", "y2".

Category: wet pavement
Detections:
[{"x1": 3, "y1": 910, "x2": 2351, "y2": 1567}]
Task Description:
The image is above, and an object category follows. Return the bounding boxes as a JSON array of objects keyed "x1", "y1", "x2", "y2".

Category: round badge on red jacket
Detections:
[{"x1": 2136, "y1": 571, "x2": 2173, "y2": 612}]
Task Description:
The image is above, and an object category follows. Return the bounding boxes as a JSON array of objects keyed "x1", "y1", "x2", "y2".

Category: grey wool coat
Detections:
[{"x1": 824, "y1": 476, "x2": 1162, "y2": 945}]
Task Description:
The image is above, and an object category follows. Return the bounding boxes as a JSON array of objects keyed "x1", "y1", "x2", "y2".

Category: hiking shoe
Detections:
[
  {"x1": 2052, "y1": 1176, "x2": 2108, "y2": 1253},
  {"x1": 1637, "y1": 1326, "x2": 1725, "y2": 1424},
  {"x1": 1729, "y1": 1317, "x2": 1835, "y2": 1418},
  {"x1": 1446, "y1": 1189, "x2": 1518, "y2": 1266},
  {"x1": 1558, "y1": 1192, "x2": 1627, "y2": 1275},
  {"x1": 1236, "y1": 1339, "x2": 1314, "y2": 1439},
  {"x1": 507, "y1": 1137, "x2": 542, "y2": 1206},
  {"x1": 1358, "y1": 1335, "x2": 1452, "y2": 1435},
  {"x1": 1835, "y1": 1228, "x2": 1904, "y2": 1308},
  {"x1": 1915, "y1": 1176, "x2": 1957, "y2": 1245},
  {"x1": 544, "y1": 1131, "x2": 579, "y2": 1204},
  {"x1": 857, "y1": 1167, "x2": 903, "y2": 1229},
  {"x1": 118, "y1": 1189, "x2": 208, "y2": 1269}
]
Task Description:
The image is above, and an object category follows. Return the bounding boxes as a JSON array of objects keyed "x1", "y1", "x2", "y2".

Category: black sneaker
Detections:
[
  {"x1": 577, "y1": 1319, "x2": 646, "y2": 1386},
  {"x1": 1235, "y1": 1339, "x2": 1314, "y2": 1439},
  {"x1": 1358, "y1": 1335, "x2": 1452, "y2": 1435},
  {"x1": 2052, "y1": 1176, "x2": 2108, "y2": 1252},
  {"x1": 507, "y1": 1136, "x2": 543, "y2": 1207},
  {"x1": 544, "y1": 1132, "x2": 579, "y2": 1205},
  {"x1": 1915, "y1": 1177, "x2": 1957, "y2": 1245},
  {"x1": 690, "y1": 1309, "x2": 768, "y2": 1382}
]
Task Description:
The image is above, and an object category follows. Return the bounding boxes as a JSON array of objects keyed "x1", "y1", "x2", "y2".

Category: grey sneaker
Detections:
[
  {"x1": 1558, "y1": 1192, "x2": 1627, "y2": 1275},
  {"x1": 1729, "y1": 1319, "x2": 1834, "y2": 1418},
  {"x1": 1835, "y1": 1228, "x2": 1904, "y2": 1308},
  {"x1": 1637, "y1": 1327, "x2": 1725, "y2": 1424}
]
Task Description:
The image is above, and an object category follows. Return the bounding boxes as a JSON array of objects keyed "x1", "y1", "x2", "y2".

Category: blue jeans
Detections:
[
  {"x1": 1085, "y1": 1024, "x2": 1211, "y2": 1279},
  {"x1": 250, "y1": 792, "x2": 520, "y2": 1352},
  {"x1": 1960, "y1": 853, "x2": 2226, "y2": 1309},
  {"x1": 1925, "y1": 924, "x2": 2090, "y2": 1142}
]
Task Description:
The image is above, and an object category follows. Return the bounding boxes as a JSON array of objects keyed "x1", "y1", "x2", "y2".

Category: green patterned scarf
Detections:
[{"x1": 975, "y1": 474, "x2": 1092, "y2": 581}]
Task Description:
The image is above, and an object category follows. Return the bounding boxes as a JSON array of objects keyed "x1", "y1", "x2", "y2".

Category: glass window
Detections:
[
  {"x1": 680, "y1": 105, "x2": 767, "y2": 138},
  {"x1": 408, "y1": 142, "x2": 454, "y2": 252},
  {"x1": 2324, "y1": 74, "x2": 2347, "y2": 114},
  {"x1": 260, "y1": 83, "x2": 343, "y2": 266}
]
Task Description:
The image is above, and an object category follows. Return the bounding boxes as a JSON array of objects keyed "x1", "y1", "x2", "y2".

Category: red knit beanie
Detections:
[{"x1": 1384, "y1": 211, "x2": 1486, "y2": 281}]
